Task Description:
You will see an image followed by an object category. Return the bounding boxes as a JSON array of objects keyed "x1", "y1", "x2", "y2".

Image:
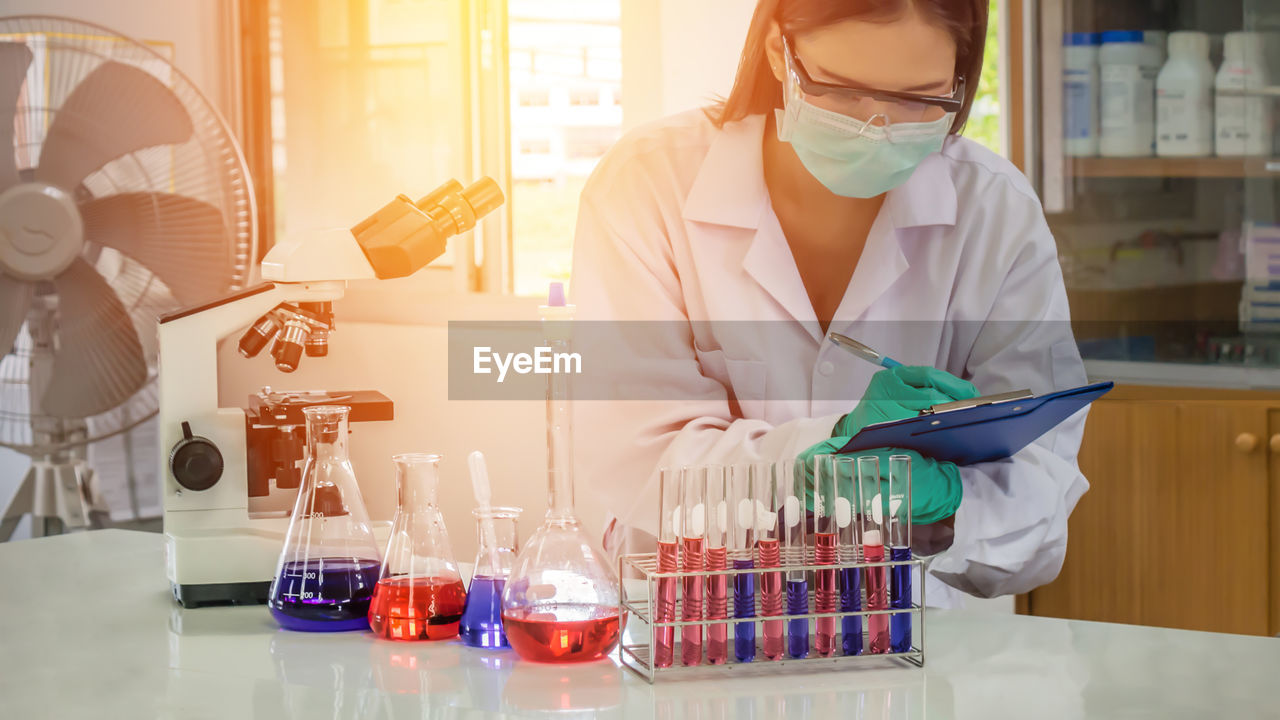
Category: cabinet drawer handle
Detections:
[
  {"x1": 1271, "y1": 434, "x2": 1280, "y2": 453},
  {"x1": 1236, "y1": 433, "x2": 1259, "y2": 453}
]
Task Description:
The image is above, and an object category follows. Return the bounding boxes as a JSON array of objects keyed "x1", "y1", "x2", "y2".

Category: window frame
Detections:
[{"x1": 238, "y1": 0, "x2": 513, "y2": 296}]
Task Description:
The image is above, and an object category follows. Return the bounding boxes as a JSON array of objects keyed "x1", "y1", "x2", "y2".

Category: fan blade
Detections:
[
  {"x1": 81, "y1": 192, "x2": 230, "y2": 305},
  {"x1": 42, "y1": 258, "x2": 147, "y2": 418},
  {"x1": 0, "y1": 43, "x2": 33, "y2": 190},
  {"x1": 35, "y1": 61, "x2": 193, "y2": 190},
  {"x1": 0, "y1": 274, "x2": 34, "y2": 354}
]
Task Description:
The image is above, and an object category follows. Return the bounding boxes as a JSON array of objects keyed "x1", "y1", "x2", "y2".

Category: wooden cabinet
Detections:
[{"x1": 1026, "y1": 386, "x2": 1278, "y2": 636}]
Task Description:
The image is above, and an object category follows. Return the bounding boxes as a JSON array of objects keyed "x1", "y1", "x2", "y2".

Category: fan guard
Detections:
[{"x1": 0, "y1": 15, "x2": 255, "y2": 456}]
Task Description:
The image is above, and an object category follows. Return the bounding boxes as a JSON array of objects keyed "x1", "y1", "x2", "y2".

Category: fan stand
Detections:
[
  {"x1": 0, "y1": 304, "x2": 111, "y2": 541},
  {"x1": 0, "y1": 457, "x2": 108, "y2": 540}
]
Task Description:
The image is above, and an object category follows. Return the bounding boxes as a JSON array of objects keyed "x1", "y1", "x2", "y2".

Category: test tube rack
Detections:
[{"x1": 618, "y1": 552, "x2": 925, "y2": 683}]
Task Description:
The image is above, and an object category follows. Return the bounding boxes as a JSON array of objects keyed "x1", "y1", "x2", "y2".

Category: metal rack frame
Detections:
[{"x1": 618, "y1": 552, "x2": 926, "y2": 683}]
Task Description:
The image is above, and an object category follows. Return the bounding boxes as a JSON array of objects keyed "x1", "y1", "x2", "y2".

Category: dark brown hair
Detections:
[{"x1": 712, "y1": 0, "x2": 988, "y2": 133}]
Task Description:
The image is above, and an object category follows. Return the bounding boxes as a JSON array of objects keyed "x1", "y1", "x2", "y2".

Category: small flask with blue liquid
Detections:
[{"x1": 459, "y1": 506, "x2": 522, "y2": 648}]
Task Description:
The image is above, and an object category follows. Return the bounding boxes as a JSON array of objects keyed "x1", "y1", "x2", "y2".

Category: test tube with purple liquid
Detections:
[
  {"x1": 783, "y1": 458, "x2": 809, "y2": 659},
  {"x1": 728, "y1": 464, "x2": 759, "y2": 662},
  {"x1": 836, "y1": 456, "x2": 862, "y2": 656},
  {"x1": 888, "y1": 454, "x2": 913, "y2": 654}
]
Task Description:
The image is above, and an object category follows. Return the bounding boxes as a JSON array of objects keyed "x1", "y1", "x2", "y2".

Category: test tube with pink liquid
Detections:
[
  {"x1": 653, "y1": 467, "x2": 680, "y2": 668},
  {"x1": 755, "y1": 461, "x2": 785, "y2": 661},
  {"x1": 703, "y1": 465, "x2": 730, "y2": 665},
  {"x1": 812, "y1": 454, "x2": 840, "y2": 657},
  {"x1": 858, "y1": 456, "x2": 890, "y2": 653},
  {"x1": 679, "y1": 466, "x2": 706, "y2": 666}
]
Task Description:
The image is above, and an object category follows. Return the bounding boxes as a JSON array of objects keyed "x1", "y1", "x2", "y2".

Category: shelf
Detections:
[{"x1": 1070, "y1": 156, "x2": 1280, "y2": 178}]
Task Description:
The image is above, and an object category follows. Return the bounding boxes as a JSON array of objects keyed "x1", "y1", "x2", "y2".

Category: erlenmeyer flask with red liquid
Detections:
[
  {"x1": 268, "y1": 406, "x2": 382, "y2": 632},
  {"x1": 368, "y1": 453, "x2": 467, "y2": 641},
  {"x1": 501, "y1": 283, "x2": 620, "y2": 663}
]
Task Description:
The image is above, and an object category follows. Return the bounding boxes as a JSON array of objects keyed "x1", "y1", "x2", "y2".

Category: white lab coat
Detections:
[{"x1": 571, "y1": 109, "x2": 1091, "y2": 607}]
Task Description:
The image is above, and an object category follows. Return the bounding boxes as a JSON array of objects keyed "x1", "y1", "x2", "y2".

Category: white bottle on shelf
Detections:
[
  {"x1": 1214, "y1": 31, "x2": 1272, "y2": 157},
  {"x1": 1156, "y1": 31, "x2": 1215, "y2": 157},
  {"x1": 1145, "y1": 30, "x2": 1169, "y2": 65},
  {"x1": 1100, "y1": 31, "x2": 1162, "y2": 157},
  {"x1": 1064, "y1": 32, "x2": 1100, "y2": 157}
]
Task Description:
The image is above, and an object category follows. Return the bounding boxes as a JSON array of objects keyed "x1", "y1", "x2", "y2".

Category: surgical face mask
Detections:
[{"x1": 776, "y1": 80, "x2": 953, "y2": 199}]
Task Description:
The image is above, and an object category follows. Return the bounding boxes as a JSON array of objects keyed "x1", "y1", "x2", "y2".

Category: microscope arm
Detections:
[
  {"x1": 158, "y1": 174, "x2": 505, "y2": 419},
  {"x1": 158, "y1": 282, "x2": 342, "y2": 420}
]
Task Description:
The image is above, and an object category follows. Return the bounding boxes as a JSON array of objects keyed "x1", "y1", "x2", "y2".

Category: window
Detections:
[
  {"x1": 244, "y1": 0, "x2": 617, "y2": 296},
  {"x1": 508, "y1": 0, "x2": 622, "y2": 296},
  {"x1": 518, "y1": 88, "x2": 551, "y2": 107},
  {"x1": 242, "y1": 0, "x2": 1003, "y2": 299},
  {"x1": 519, "y1": 138, "x2": 553, "y2": 155},
  {"x1": 243, "y1": 0, "x2": 499, "y2": 287},
  {"x1": 569, "y1": 87, "x2": 602, "y2": 106},
  {"x1": 963, "y1": 0, "x2": 1002, "y2": 155},
  {"x1": 564, "y1": 126, "x2": 620, "y2": 161}
]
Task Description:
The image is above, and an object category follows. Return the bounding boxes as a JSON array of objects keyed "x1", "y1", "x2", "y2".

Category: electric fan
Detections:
[{"x1": 0, "y1": 16, "x2": 255, "y2": 538}]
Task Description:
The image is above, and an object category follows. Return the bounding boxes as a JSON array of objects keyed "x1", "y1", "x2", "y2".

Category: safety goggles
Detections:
[{"x1": 782, "y1": 34, "x2": 964, "y2": 124}]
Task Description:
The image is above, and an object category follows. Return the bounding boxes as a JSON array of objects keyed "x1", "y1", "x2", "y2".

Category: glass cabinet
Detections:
[{"x1": 1034, "y1": 0, "x2": 1280, "y2": 384}]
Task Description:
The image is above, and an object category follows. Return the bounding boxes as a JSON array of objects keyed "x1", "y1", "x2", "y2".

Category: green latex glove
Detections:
[
  {"x1": 797, "y1": 440, "x2": 963, "y2": 525},
  {"x1": 832, "y1": 366, "x2": 979, "y2": 438}
]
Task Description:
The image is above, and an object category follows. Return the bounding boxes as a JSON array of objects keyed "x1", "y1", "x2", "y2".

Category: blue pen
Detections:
[{"x1": 827, "y1": 333, "x2": 903, "y2": 369}]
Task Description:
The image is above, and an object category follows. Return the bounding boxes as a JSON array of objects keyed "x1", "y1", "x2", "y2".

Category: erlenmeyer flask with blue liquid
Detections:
[
  {"x1": 459, "y1": 506, "x2": 522, "y2": 648},
  {"x1": 268, "y1": 405, "x2": 381, "y2": 631}
]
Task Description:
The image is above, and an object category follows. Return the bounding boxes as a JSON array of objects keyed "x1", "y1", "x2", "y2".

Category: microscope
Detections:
[{"x1": 159, "y1": 178, "x2": 502, "y2": 608}]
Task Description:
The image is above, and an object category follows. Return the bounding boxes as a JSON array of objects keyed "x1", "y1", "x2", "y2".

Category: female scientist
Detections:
[{"x1": 571, "y1": 0, "x2": 1090, "y2": 606}]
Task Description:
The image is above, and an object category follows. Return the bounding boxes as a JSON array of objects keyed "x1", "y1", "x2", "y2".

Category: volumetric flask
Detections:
[
  {"x1": 460, "y1": 506, "x2": 522, "y2": 649},
  {"x1": 268, "y1": 406, "x2": 382, "y2": 632},
  {"x1": 502, "y1": 284, "x2": 620, "y2": 663},
  {"x1": 369, "y1": 453, "x2": 466, "y2": 641}
]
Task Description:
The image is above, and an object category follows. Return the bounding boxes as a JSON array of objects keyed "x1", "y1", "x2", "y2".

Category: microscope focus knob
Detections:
[{"x1": 170, "y1": 421, "x2": 224, "y2": 491}]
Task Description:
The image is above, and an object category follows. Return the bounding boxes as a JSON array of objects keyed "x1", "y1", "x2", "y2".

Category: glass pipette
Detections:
[{"x1": 468, "y1": 451, "x2": 503, "y2": 581}]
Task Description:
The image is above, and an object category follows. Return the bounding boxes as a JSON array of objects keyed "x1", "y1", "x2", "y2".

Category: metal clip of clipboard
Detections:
[{"x1": 920, "y1": 389, "x2": 1034, "y2": 415}]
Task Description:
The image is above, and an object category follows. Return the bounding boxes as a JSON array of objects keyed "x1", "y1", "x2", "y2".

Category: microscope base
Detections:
[{"x1": 172, "y1": 580, "x2": 272, "y2": 608}]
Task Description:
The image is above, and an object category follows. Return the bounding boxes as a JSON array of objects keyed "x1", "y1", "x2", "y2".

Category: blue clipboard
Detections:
[{"x1": 835, "y1": 381, "x2": 1114, "y2": 466}]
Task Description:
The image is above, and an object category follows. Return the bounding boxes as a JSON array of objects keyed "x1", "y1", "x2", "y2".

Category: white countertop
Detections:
[{"x1": 2, "y1": 530, "x2": 1278, "y2": 719}]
